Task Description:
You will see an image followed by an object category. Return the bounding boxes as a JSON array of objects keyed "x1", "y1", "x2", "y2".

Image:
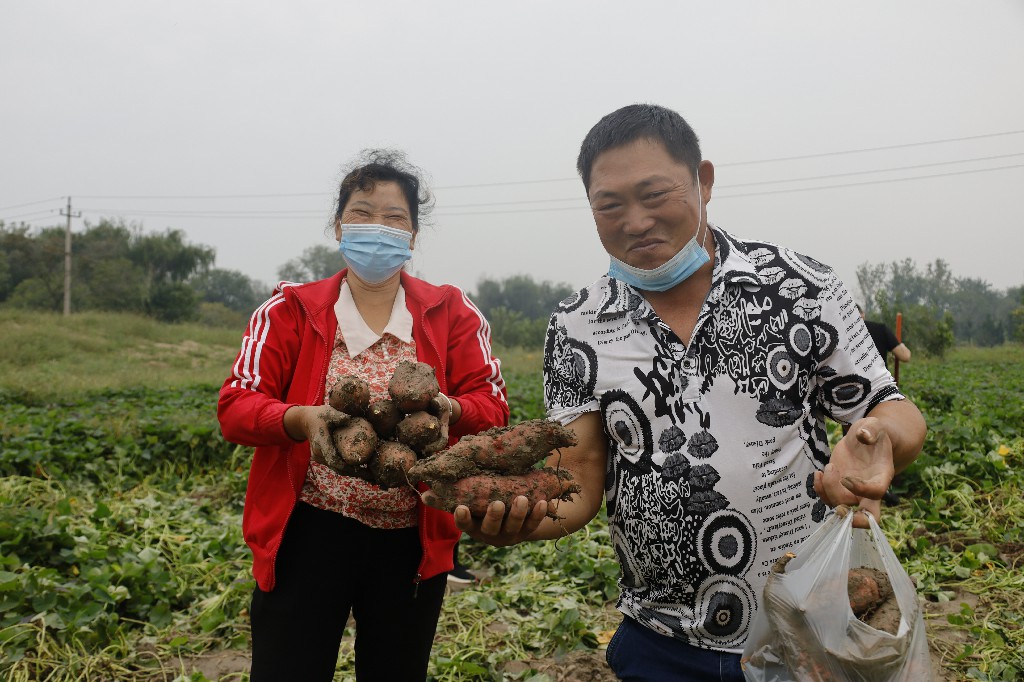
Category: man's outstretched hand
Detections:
[{"x1": 814, "y1": 417, "x2": 894, "y2": 528}]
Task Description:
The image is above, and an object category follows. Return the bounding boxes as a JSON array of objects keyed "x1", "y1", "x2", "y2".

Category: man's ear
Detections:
[{"x1": 697, "y1": 160, "x2": 715, "y2": 204}]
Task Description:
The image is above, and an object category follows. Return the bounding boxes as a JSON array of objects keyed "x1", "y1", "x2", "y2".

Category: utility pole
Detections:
[{"x1": 60, "y1": 197, "x2": 81, "y2": 316}]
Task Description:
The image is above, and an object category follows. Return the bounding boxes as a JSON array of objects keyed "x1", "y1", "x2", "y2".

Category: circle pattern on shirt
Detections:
[
  {"x1": 698, "y1": 509, "x2": 757, "y2": 575},
  {"x1": 690, "y1": 575, "x2": 755, "y2": 647},
  {"x1": 780, "y1": 249, "x2": 832, "y2": 286},
  {"x1": 821, "y1": 374, "x2": 872, "y2": 408},
  {"x1": 601, "y1": 389, "x2": 653, "y2": 470},
  {"x1": 812, "y1": 320, "x2": 838, "y2": 359},
  {"x1": 766, "y1": 346, "x2": 798, "y2": 390},
  {"x1": 787, "y1": 323, "x2": 813, "y2": 357},
  {"x1": 557, "y1": 288, "x2": 589, "y2": 313}
]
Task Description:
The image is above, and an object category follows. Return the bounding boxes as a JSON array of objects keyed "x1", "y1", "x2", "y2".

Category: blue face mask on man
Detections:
[
  {"x1": 606, "y1": 171, "x2": 709, "y2": 292},
  {"x1": 338, "y1": 224, "x2": 413, "y2": 284}
]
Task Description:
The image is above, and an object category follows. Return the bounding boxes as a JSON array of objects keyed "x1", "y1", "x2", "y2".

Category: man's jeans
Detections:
[{"x1": 605, "y1": 616, "x2": 744, "y2": 681}]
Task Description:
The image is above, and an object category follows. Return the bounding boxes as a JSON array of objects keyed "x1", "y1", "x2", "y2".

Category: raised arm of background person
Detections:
[
  {"x1": 814, "y1": 398, "x2": 926, "y2": 527},
  {"x1": 452, "y1": 412, "x2": 608, "y2": 546},
  {"x1": 893, "y1": 342, "x2": 912, "y2": 363}
]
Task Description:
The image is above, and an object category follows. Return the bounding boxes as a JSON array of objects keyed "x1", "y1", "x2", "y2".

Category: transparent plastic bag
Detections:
[{"x1": 741, "y1": 506, "x2": 932, "y2": 681}]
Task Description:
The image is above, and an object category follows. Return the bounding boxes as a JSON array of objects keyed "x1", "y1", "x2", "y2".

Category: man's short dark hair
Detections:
[{"x1": 577, "y1": 103, "x2": 702, "y2": 192}]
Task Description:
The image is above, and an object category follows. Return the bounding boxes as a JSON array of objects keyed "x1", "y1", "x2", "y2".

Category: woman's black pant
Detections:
[{"x1": 249, "y1": 502, "x2": 447, "y2": 681}]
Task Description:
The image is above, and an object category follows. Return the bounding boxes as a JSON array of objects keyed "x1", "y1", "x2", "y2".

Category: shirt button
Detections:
[{"x1": 683, "y1": 357, "x2": 697, "y2": 372}]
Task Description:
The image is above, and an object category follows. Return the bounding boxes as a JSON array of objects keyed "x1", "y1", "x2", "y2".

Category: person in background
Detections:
[
  {"x1": 855, "y1": 303, "x2": 911, "y2": 504},
  {"x1": 857, "y1": 303, "x2": 911, "y2": 369},
  {"x1": 447, "y1": 535, "x2": 477, "y2": 585},
  {"x1": 217, "y1": 149, "x2": 508, "y2": 681},
  {"x1": 451, "y1": 104, "x2": 926, "y2": 681}
]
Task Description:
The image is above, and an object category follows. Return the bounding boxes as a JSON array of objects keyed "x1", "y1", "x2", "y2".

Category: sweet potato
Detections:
[
  {"x1": 472, "y1": 419, "x2": 578, "y2": 473},
  {"x1": 365, "y1": 398, "x2": 402, "y2": 439},
  {"x1": 329, "y1": 417, "x2": 378, "y2": 469},
  {"x1": 407, "y1": 419, "x2": 576, "y2": 485},
  {"x1": 406, "y1": 444, "x2": 481, "y2": 485},
  {"x1": 425, "y1": 467, "x2": 581, "y2": 517},
  {"x1": 847, "y1": 567, "x2": 893, "y2": 617},
  {"x1": 395, "y1": 411, "x2": 444, "y2": 453},
  {"x1": 371, "y1": 440, "x2": 417, "y2": 489},
  {"x1": 388, "y1": 361, "x2": 440, "y2": 412},
  {"x1": 328, "y1": 376, "x2": 371, "y2": 416}
]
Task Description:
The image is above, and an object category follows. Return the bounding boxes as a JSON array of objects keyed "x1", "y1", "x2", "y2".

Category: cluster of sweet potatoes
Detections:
[
  {"x1": 408, "y1": 418, "x2": 582, "y2": 518},
  {"x1": 322, "y1": 362, "x2": 583, "y2": 517},
  {"x1": 320, "y1": 360, "x2": 449, "y2": 488}
]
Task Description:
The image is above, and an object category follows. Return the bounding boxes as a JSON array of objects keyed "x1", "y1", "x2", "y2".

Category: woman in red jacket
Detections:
[{"x1": 218, "y1": 149, "x2": 508, "y2": 681}]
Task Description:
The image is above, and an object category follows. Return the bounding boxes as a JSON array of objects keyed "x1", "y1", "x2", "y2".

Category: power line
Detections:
[
  {"x1": 718, "y1": 129, "x2": 1024, "y2": 167},
  {"x1": 70, "y1": 160, "x2": 1024, "y2": 221},
  {"x1": 434, "y1": 163, "x2": 1024, "y2": 215},
  {"x1": 66, "y1": 151, "x2": 1024, "y2": 217},
  {"x1": 78, "y1": 208, "x2": 325, "y2": 217},
  {"x1": 75, "y1": 191, "x2": 328, "y2": 200},
  {"x1": 27, "y1": 129, "x2": 1024, "y2": 203},
  {"x1": 0, "y1": 197, "x2": 63, "y2": 212},
  {"x1": 0, "y1": 208, "x2": 60, "y2": 221},
  {"x1": 716, "y1": 162, "x2": 1024, "y2": 200},
  {"x1": 722, "y1": 151, "x2": 1024, "y2": 188}
]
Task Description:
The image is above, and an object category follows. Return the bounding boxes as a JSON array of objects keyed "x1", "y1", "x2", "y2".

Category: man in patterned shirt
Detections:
[{"x1": 454, "y1": 104, "x2": 926, "y2": 680}]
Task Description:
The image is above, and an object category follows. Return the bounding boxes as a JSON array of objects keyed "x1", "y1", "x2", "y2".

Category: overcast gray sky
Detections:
[{"x1": 3, "y1": 1, "x2": 1023, "y2": 301}]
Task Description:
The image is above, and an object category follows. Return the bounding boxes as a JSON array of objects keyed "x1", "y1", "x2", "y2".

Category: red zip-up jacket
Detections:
[{"x1": 218, "y1": 270, "x2": 509, "y2": 591}]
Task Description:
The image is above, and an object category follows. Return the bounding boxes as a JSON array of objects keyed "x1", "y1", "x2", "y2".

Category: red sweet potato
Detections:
[
  {"x1": 425, "y1": 467, "x2": 581, "y2": 517},
  {"x1": 388, "y1": 361, "x2": 440, "y2": 413},
  {"x1": 371, "y1": 440, "x2": 418, "y2": 489},
  {"x1": 329, "y1": 417, "x2": 378, "y2": 468},
  {"x1": 407, "y1": 419, "x2": 577, "y2": 485},
  {"x1": 472, "y1": 419, "x2": 578, "y2": 473},
  {"x1": 328, "y1": 375, "x2": 371, "y2": 416},
  {"x1": 395, "y1": 411, "x2": 444, "y2": 453},
  {"x1": 365, "y1": 398, "x2": 402, "y2": 439},
  {"x1": 406, "y1": 445, "x2": 480, "y2": 486}
]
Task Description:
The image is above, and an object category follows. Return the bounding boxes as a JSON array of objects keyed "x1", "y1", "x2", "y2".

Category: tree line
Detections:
[
  {"x1": 2, "y1": 219, "x2": 1021, "y2": 351},
  {"x1": 857, "y1": 259, "x2": 1024, "y2": 357}
]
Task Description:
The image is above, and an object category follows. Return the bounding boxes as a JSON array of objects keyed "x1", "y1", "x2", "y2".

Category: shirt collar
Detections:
[
  {"x1": 597, "y1": 224, "x2": 763, "y2": 319},
  {"x1": 335, "y1": 279, "x2": 414, "y2": 357}
]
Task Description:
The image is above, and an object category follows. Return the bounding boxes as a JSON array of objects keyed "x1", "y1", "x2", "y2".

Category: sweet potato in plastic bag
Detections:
[{"x1": 741, "y1": 505, "x2": 932, "y2": 681}]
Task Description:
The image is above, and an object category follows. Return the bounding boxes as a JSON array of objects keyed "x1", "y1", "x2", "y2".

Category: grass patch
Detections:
[{"x1": 0, "y1": 310, "x2": 242, "y2": 400}]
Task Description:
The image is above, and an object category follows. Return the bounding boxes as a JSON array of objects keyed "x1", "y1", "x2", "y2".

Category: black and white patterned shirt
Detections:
[{"x1": 543, "y1": 226, "x2": 902, "y2": 654}]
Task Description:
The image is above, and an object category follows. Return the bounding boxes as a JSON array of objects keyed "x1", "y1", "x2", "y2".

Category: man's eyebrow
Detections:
[{"x1": 590, "y1": 174, "x2": 681, "y2": 199}]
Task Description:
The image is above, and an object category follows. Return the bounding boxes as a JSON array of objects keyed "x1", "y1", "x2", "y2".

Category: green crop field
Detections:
[{"x1": 1, "y1": 311, "x2": 1021, "y2": 681}]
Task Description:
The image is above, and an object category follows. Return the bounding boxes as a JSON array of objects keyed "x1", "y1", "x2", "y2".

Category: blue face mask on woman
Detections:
[
  {"x1": 338, "y1": 224, "x2": 413, "y2": 284},
  {"x1": 606, "y1": 172, "x2": 709, "y2": 292}
]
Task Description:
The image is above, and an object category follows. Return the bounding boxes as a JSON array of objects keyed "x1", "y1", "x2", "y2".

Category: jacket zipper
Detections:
[
  {"x1": 413, "y1": 296, "x2": 446, "y2": 590},
  {"x1": 268, "y1": 293, "x2": 331, "y2": 590}
]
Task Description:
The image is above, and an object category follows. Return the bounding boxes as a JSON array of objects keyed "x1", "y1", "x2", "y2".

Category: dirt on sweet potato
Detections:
[
  {"x1": 388, "y1": 361, "x2": 440, "y2": 413},
  {"x1": 365, "y1": 398, "x2": 402, "y2": 439},
  {"x1": 407, "y1": 418, "x2": 577, "y2": 486},
  {"x1": 329, "y1": 417, "x2": 378, "y2": 468},
  {"x1": 328, "y1": 375, "x2": 371, "y2": 416},
  {"x1": 371, "y1": 440, "x2": 418, "y2": 489},
  {"x1": 472, "y1": 419, "x2": 578, "y2": 474},
  {"x1": 425, "y1": 467, "x2": 582, "y2": 518},
  {"x1": 395, "y1": 411, "x2": 444, "y2": 453}
]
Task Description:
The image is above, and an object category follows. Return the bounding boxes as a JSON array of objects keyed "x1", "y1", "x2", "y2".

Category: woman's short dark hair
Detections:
[
  {"x1": 576, "y1": 104, "x2": 702, "y2": 192},
  {"x1": 334, "y1": 149, "x2": 434, "y2": 233}
]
